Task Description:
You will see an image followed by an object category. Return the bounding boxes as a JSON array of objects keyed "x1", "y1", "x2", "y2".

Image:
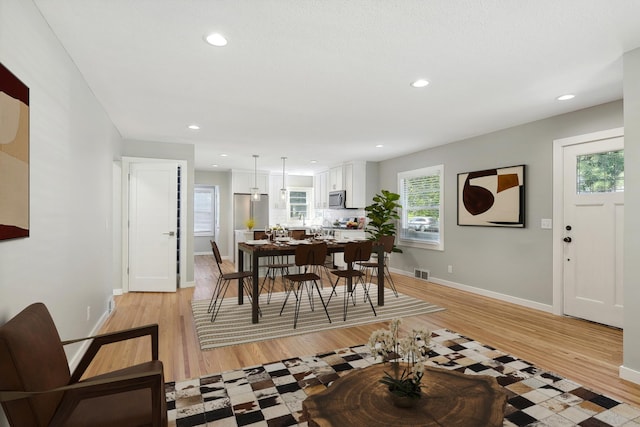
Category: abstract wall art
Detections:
[
  {"x1": 457, "y1": 165, "x2": 525, "y2": 228},
  {"x1": 0, "y1": 63, "x2": 30, "y2": 240}
]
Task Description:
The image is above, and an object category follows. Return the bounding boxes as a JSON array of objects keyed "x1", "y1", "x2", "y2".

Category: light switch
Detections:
[{"x1": 541, "y1": 218, "x2": 552, "y2": 229}]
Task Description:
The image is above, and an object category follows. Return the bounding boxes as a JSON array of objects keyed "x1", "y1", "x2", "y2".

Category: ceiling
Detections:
[{"x1": 34, "y1": 0, "x2": 640, "y2": 175}]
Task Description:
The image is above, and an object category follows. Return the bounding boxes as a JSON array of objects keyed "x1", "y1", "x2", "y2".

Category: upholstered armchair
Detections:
[{"x1": 0, "y1": 303, "x2": 167, "y2": 426}]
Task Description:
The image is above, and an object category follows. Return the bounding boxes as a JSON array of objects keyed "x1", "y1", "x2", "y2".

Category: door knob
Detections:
[
  {"x1": 563, "y1": 237, "x2": 572, "y2": 243},
  {"x1": 163, "y1": 231, "x2": 176, "y2": 236}
]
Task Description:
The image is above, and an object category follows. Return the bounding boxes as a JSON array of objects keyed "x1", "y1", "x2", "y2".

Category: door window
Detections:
[{"x1": 576, "y1": 150, "x2": 624, "y2": 194}]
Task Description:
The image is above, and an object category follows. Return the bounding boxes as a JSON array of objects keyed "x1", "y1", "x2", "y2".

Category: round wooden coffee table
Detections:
[{"x1": 302, "y1": 364, "x2": 506, "y2": 427}]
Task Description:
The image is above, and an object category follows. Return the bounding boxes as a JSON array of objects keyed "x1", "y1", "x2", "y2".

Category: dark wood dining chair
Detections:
[
  {"x1": 329, "y1": 240, "x2": 377, "y2": 321},
  {"x1": 280, "y1": 242, "x2": 332, "y2": 328},
  {"x1": 208, "y1": 240, "x2": 256, "y2": 322},
  {"x1": 357, "y1": 234, "x2": 398, "y2": 297},
  {"x1": 0, "y1": 303, "x2": 167, "y2": 427},
  {"x1": 252, "y1": 230, "x2": 294, "y2": 303}
]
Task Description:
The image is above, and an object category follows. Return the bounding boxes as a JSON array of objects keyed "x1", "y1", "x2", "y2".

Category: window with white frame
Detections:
[
  {"x1": 398, "y1": 165, "x2": 444, "y2": 250},
  {"x1": 194, "y1": 186, "x2": 215, "y2": 236},
  {"x1": 288, "y1": 188, "x2": 311, "y2": 221}
]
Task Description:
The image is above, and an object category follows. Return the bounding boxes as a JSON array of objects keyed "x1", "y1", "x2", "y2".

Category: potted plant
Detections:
[
  {"x1": 368, "y1": 319, "x2": 432, "y2": 408},
  {"x1": 364, "y1": 189, "x2": 402, "y2": 252}
]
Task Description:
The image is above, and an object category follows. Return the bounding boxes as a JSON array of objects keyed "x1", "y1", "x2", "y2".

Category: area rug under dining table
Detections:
[
  {"x1": 191, "y1": 285, "x2": 445, "y2": 350},
  {"x1": 165, "y1": 328, "x2": 640, "y2": 427}
]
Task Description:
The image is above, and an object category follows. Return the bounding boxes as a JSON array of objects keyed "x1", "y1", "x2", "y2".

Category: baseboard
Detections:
[
  {"x1": 66, "y1": 309, "x2": 110, "y2": 373},
  {"x1": 113, "y1": 288, "x2": 123, "y2": 296},
  {"x1": 195, "y1": 251, "x2": 211, "y2": 255},
  {"x1": 620, "y1": 365, "x2": 640, "y2": 385},
  {"x1": 391, "y1": 268, "x2": 553, "y2": 313},
  {"x1": 181, "y1": 280, "x2": 196, "y2": 288}
]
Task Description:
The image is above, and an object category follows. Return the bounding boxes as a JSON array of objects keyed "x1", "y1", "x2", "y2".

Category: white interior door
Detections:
[
  {"x1": 129, "y1": 162, "x2": 178, "y2": 292},
  {"x1": 562, "y1": 136, "x2": 624, "y2": 327}
]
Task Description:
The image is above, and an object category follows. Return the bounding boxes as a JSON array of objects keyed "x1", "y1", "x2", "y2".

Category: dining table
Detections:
[{"x1": 237, "y1": 237, "x2": 386, "y2": 323}]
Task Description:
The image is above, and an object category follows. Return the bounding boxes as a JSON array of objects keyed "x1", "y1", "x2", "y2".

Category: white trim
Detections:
[
  {"x1": 620, "y1": 365, "x2": 640, "y2": 385},
  {"x1": 67, "y1": 309, "x2": 110, "y2": 373},
  {"x1": 181, "y1": 281, "x2": 196, "y2": 288},
  {"x1": 391, "y1": 267, "x2": 553, "y2": 313},
  {"x1": 121, "y1": 157, "x2": 188, "y2": 292},
  {"x1": 551, "y1": 128, "x2": 624, "y2": 316},
  {"x1": 397, "y1": 164, "x2": 444, "y2": 251}
]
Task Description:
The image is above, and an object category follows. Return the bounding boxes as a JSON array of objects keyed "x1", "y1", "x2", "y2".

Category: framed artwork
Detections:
[
  {"x1": 457, "y1": 165, "x2": 525, "y2": 228},
  {"x1": 0, "y1": 63, "x2": 30, "y2": 240}
]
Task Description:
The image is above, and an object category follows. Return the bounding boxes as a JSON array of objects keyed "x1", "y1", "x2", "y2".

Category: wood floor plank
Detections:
[{"x1": 85, "y1": 255, "x2": 640, "y2": 408}]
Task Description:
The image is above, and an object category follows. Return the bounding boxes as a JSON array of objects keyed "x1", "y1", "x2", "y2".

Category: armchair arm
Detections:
[
  {"x1": 0, "y1": 367, "x2": 164, "y2": 427},
  {"x1": 64, "y1": 324, "x2": 159, "y2": 382}
]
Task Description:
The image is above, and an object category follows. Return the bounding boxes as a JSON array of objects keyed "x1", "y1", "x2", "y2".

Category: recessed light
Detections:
[
  {"x1": 411, "y1": 79, "x2": 430, "y2": 88},
  {"x1": 205, "y1": 33, "x2": 228, "y2": 47},
  {"x1": 188, "y1": 124, "x2": 200, "y2": 130},
  {"x1": 220, "y1": 154, "x2": 228, "y2": 157},
  {"x1": 375, "y1": 144, "x2": 384, "y2": 148},
  {"x1": 557, "y1": 94, "x2": 575, "y2": 101},
  {"x1": 310, "y1": 160, "x2": 317, "y2": 164},
  {"x1": 211, "y1": 164, "x2": 218, "y2": 167}
]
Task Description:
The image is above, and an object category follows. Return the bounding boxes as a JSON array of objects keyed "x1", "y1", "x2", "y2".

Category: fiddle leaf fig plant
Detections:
[{"x1": 365, "y1": 190, "x2": 402, "y2": 252}]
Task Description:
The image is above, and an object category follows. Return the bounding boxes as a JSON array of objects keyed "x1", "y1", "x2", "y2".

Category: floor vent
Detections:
[{"x1": 414, "y1": 268, "x2": 430, "y2": 281}]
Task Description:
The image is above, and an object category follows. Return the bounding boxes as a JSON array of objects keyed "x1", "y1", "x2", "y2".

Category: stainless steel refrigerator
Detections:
[{"x1": 233, "y1": 193, "x2": 269, "y2": 231}]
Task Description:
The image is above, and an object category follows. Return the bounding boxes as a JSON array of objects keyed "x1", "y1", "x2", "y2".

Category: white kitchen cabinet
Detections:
[
  {"x1": 329, "y1": 165, "x2": 343, "y2": 191},
  {"x1": 232, "y1": 171, "x2": 269, "y2": 195},
  {"x1": 270, "y1": 174, "x2": 288, "y2": 209},
  {"x1": 314, "y1": 170, "x2": 328, "y2": 208},
  {"x1": 344, "y1": 160, "x2": 376, "y2": 208}
]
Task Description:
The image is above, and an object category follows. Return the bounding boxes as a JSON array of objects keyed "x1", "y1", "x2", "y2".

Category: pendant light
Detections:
[
  {"x1": 250, "y1": 154, "x2": 261, "y2": 202},
  {"x1": 280, "y1": 157, "x2": 287, "y2": 201}
]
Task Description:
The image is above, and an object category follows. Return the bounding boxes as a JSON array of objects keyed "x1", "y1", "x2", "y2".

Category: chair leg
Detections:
[
  {"x1": 210, "y1": 279, "x2": 231, "y2": 322},
  {"x1": 325, "y1": 276, "x2": 341, "y2": 306},
  {"x1": 279, "y1": 279, "x2": 295, "y2": 316},
  {"x1": 260, "y1": 267, "x2": 275, "y2": 303},
  {"x1": 292, "y1": 282, "x2": 304, "y2": 328},
  {"x1": 359, "y1": 276, "x2": 377, "y2": 317},
  {"x1": 312, "y1": 280, "x2": 332, "y2": 324},
  {"x1": 384, "y1": 263, "x2": 398, "y2": 297},
  {"x1": 207, "y1": 276, "x2": 223, "y2": 313}
]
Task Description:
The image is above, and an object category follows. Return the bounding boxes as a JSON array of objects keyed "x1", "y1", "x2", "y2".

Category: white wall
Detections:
[
  {"x1": 622, "y1": 47, "x2": 640, "y2": 380},
  {"x1": 380, "y1": 101, "x2": 623, "y2": 306},
  {"x1": 0, "y1": 2, "x2": 121, "y2": 425},
  {"x1": 379, "y1": 98, "x2": 640, "y2": 382}
]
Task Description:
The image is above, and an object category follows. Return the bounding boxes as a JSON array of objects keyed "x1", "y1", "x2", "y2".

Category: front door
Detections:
[
  {"x1": 128, "y1": 162, "x2": 178, "y2": 292},
  {"x1": 562, "y1": 136, "x2": 624, "y2": 327}
]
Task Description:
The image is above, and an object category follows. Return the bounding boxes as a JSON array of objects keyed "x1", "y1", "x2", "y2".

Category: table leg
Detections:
[
  {"x1": 252, "y1": 252, "x2": 260, "y2": 323},
  {"x1": 238, "y1": 247, "x2": 245, "y2": 305},
  {"x1": 377, "y1": 244, "x2": 385, "y2": 306}
]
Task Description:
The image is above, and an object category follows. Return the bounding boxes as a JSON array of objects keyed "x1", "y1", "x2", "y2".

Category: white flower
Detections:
[{"x1": 412, "y1": 361, "x2": 426, "y2": 380}]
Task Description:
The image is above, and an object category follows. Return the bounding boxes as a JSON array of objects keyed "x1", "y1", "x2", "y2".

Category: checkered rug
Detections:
[{"x1": 165, "y1": 329, "x2": 640, "y2": 427}]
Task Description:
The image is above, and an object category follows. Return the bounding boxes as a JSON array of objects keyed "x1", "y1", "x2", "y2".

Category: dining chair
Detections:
[
  {"x1": 357, "y1": 234, "x2": 398, "y2": 297},
  {"x1": 280, "y1": 242, "x2": 332, "y2": 328},
  {"x1": 329, "y1": 240, "x2": 377, "y2": 321},
  {"x1": 0, "y1": 303, "x2": 167, "y2": 427},
  {"x1": 208, "y1": 240, "x2": 256, "y2": 322},
  {"x1": 252, "y1": 230, "x2": 295, "y2": 303}
]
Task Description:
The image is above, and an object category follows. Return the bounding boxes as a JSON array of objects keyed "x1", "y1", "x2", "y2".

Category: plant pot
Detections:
[{"x1": 389, "y1": 393, "x2": 419, "y2": 408}]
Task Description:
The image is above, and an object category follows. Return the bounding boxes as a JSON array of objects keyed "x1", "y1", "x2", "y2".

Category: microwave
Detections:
[{"x1": 328, "y1": 190, "x2": 346, "y2": 209}]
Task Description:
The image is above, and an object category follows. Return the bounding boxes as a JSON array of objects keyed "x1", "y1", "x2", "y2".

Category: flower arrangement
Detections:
[
  {"x1": 368, "y1": 319, "x2": 431, "y2": 401},
  {"x1": 244, "y1": 218, "x2": 255, "y2": 230}
]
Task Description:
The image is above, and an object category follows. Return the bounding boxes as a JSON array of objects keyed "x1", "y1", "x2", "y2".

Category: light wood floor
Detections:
[{"x1": 87, "y1": 255, "x2": 640, "y2": 407}]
